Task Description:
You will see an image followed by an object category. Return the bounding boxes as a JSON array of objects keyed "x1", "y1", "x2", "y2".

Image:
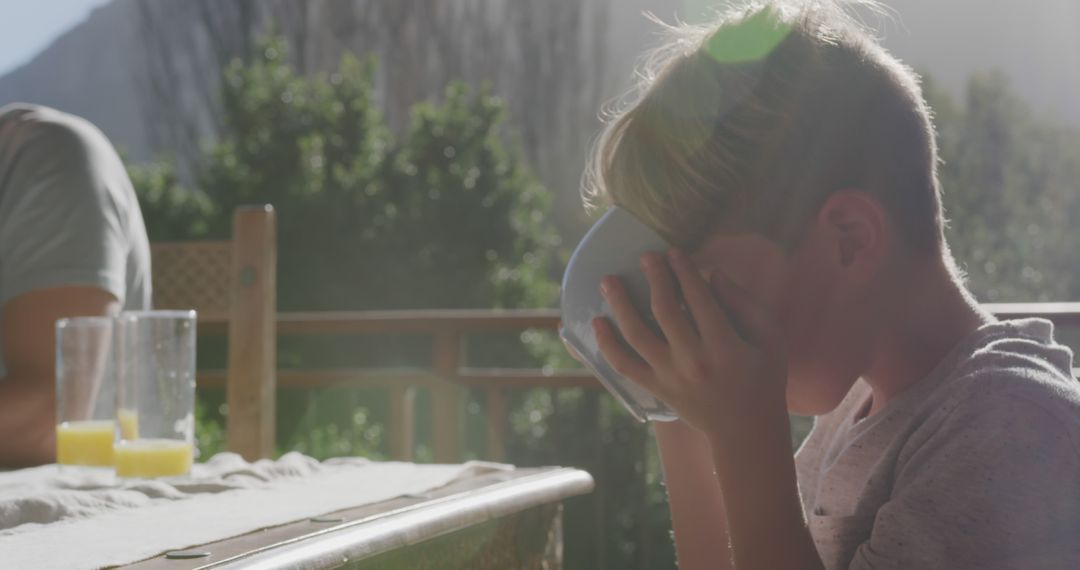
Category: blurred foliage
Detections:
[
  {"x1": 193, "y1": 397, "x2": 225, "y2": 460},
  {"x1": 927, "y1": 72, "x2": 1080, "y2": 302},
  {"x1": 285, "y1": 392, "x2": 386, "y2": 459},
  {"x1": 130, "y1": 33, "x2": 562, "y2": 448},
  {"x1": 127, "y1": 158, "x2": 214, "y2": 241},
  {"x1": 135, "y1": 36, "x2": 559, "y2": 311},
  {"x1": 128, "y1": 33, "x2": 1079, "y2": 570}
]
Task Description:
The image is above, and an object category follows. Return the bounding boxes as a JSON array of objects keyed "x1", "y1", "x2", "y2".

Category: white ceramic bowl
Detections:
[{"x1": 560, "y1": 206, "x2": 677, "y2": 422}]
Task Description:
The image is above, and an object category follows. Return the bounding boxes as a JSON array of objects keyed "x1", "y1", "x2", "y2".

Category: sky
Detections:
[
  {"x1": 2, "y1": 0, "x2": 1076, "y2": 126},
  {"x1": 0, "y1": 0, "x2": 110, "y2": 76}
]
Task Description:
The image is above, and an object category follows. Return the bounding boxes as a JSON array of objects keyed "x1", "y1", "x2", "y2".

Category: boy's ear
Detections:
[{"x1": 815, "y1": 190, "x2": 888, "y2": 278}]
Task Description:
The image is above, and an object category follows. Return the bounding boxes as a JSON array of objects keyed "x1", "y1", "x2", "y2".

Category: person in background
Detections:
[{"x1": 0, "y1": 103, "x2": 150, "y2": 467}]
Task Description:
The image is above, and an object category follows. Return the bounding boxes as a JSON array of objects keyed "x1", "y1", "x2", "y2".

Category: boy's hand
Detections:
[
  {"x1": 596, "y1": 251, "x2": 823, "y2": 570},
  {"x1": 594, "y1": 249, "x2": 788, "y2": 447}
]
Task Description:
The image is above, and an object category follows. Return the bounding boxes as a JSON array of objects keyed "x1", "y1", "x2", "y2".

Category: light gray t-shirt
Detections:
[
  {"x1": 0, "y1": 104, "x2": 151, "y2": 375},
  {"x1": 795, "y1": 318, "x2": 1080, "y2": 569}
]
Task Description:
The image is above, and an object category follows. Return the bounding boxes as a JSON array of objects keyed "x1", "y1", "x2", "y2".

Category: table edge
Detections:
[{"x1": 205, "y1": 466, "x2": 594, "y2": 569}]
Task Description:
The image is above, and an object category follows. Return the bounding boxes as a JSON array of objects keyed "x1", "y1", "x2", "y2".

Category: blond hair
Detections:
[{"x1": 583, "y1": 0, "x2": 944, "y2": 253}]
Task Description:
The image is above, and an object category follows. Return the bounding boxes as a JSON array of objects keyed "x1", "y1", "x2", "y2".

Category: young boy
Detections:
[{"x1": 582, "y1": 1, "x2": 1080, "y2": 568}]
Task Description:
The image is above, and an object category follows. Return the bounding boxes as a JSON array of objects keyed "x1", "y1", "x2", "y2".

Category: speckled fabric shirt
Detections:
[{"x1": 795, "y1": 319, "x2": 1080, "y2": 569}]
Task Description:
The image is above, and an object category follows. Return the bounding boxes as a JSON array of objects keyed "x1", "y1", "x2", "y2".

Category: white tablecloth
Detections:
[{"x1": 0, "y1": 452, "x2": 509, "y2": 569}]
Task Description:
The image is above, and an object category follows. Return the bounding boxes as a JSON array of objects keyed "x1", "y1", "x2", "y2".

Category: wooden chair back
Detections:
[{"x1": 150, "y1": 205, "x2": 277, "y2": 460}]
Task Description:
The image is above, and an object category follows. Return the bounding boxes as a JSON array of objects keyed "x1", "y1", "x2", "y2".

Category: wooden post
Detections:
[
  {"x1": 226, "y1": 205, "x2": 277, "y2": 460},
  {"x1": 485, "y1": 387, "x2": 507, "y2": 462},
  {"x1": 389, "y1": 385, "x2": 416, "y2": 461},
  {"x1": 431, "y1": 330, "x2": 464, "y2": 463}
]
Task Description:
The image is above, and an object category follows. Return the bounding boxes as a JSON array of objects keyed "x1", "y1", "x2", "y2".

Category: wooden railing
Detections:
[
  {"x1": 195, "y1": 302, "x2": 1080, "y2": 463},
  {"x1": 196, "y1": 309, "x2": 594, "y2": 462}
]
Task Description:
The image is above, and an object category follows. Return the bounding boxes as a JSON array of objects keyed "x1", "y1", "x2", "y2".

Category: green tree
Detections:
[
  {"x1": 130, "y1": 35, "x2": 562, "y2": 457},
  {"x1": 199, "y1": 36, "x2": 558, "y2": 313},
  {"x1": 928, "y1": 72, "x2": 1080, "y2": 302},
  {"x1": 127, "y1": 158, "x2": 214, "y2": 241}
]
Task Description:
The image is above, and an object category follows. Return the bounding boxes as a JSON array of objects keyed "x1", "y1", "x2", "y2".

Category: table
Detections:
[{"x1": 120, "y1": 466, "x2": 593, "y2": 570}]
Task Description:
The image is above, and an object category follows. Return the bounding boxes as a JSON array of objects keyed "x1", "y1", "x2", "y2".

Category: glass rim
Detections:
[
  {"x1": 56, "y1": 316, "x2": 114, "y2": 329},
  {"x1": 118, "y1": 310, "x2": 197, "y2": 321}
]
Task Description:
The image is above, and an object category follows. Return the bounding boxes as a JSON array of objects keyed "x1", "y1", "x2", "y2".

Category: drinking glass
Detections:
[
  {"x1": 55, "y1": 316, "x2": 117, "y2": 467},
  {"x1": 114, "y1": 310, "x2": 196, "y2": 478}
]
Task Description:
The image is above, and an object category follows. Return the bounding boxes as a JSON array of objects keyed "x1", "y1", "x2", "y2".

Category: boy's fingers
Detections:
[
  {"x1": 709, "y1": 270, "x2": 777, "y2": 346},
  {"x1": 665, "y1": 249, "x2": 740, "y2": 347},
  {"x1": 593, "y1": 317, "x2": 663, "y2": 394},
  {"x1": 640, "y1": 252, "x2": 699, "y2": 350},
  {"x1": 601, "y1": 275, "x2": 667, "y2": 364}
]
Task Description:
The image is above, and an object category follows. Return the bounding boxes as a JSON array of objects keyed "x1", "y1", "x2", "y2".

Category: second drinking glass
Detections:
[{"x1": 114, "y1": 310, "x2": 197, "y2": 478}]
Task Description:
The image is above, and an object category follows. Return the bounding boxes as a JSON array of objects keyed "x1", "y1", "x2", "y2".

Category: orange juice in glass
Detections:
[
  {"x1": 115, "y1": 311, "x2": 197, "y2": 478},
  {"x1": 56, "y1": 420, "x2": 115, "y2": 466},
  {"x1": 117, "y1": 408, "x2": 139, "y2": 440},
  {"x1": 114, "y1": 439, "x2": 193, "y2": 478},
  {"x1": 55, "y1": 317, "x2": 117, "y2": 468}
]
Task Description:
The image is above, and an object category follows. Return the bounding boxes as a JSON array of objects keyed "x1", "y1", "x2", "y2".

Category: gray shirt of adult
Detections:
[
  {"x1": 0, "y1": 103, "x2": 151, "y2": 376},
  {"x1": 795, "y1": 318, "x2": 1080, "y2": 569}
]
